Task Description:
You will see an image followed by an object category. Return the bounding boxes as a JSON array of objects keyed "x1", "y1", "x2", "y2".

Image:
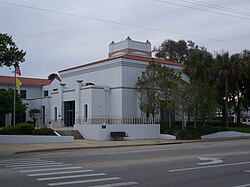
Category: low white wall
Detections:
[
  {"x1": 201, "y1": 131, "x2": 250, "y2": 139},
  {"x1": 159, "y1": 134, "x2": 176, "y2": 140},
  {"x1": 74, "y1": 124, "x2": 160, "y2": 140},
  {"x1": 0, "y1": 135, "x2": 74, "y2": 144}
]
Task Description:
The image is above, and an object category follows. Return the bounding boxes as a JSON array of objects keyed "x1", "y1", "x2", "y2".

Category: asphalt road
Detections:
[{"x1": 1, "y1": 139, "x2": 250, "y2": 187}]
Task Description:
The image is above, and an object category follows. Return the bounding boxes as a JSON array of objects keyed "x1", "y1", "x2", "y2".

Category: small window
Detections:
[
  {"x1": 20, "y1": 90, "x2": 26, "y2": 99},
  {"x1": 54, "y1": 107, "x2": 57, "y2": 123},
  {"x1": 44, "y1": 90, "x2": 49, "y2": 97},
  {"x1": 53, "y1": 88, "x2": 58, "y2": 91},
  {"x1": 84, "y1": 104, "x2": 88, "y2": 122}
]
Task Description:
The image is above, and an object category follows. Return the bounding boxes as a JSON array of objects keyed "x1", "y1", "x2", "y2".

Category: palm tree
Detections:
[
  {"x1": 215, "y1": 53, "x2": 232, "y2": 127},
  {"x1": 230, "y1": 54, "x2": 249, "y2": 125}
]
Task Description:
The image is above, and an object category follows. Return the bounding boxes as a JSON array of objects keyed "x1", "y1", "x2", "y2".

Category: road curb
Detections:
[{"x1": 14, "y1": 136, "x2": 250, "y2": 155}]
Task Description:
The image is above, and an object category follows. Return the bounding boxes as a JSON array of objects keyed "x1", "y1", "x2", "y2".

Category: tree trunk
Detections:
[
  {"x1": 168, "y1": 113, "x2": 172, "y2": 128},
  {"x1": 225, "y1": 77, "x2": 229, "y2": 127},
  {"x1": 236, "y1": 83, "x2": 241, "y2": 126},
  {"x1": 182, "y1": 111, "x2": 185, "y2": 130}
]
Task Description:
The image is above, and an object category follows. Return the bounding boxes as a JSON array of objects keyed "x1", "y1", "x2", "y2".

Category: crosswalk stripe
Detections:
[
  {"x1": 0, "y1": 161, "x2": 55, "y2": 166},
  {"x1": 0, "y1": 160, "x2": 54, "y2": 165},
  {"x1": 12, "y1": 164, "x2": 72, "y2": 170},
  {"x1": 0, "y1": 160, "x2": 50, "y2": 164},
  {"x1": 0, "y1": 158, "x2": 42, "y2": 162},
  {"x1": 48, "y1": 177, "x2": 121, "y2": 186},
  {"x1": 28, "y1": 170, "x2": 94, "y2": 176},
  {"x1": 89, "y1": 181, "x2": 139, "y2": 187},
  {"x1": 6, "y1": 162, "x2": 60, "y2": 168},
  {"x1": 20, "y1": 167, "x2": 82, "y2": 173},
  {"x1": 37, "y1": 173, "x2": 106, "y2": 181}
]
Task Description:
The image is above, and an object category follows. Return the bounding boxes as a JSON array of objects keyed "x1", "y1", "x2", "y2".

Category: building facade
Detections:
[{"x1": 0, "y1": 37, "x2": 187, "y2": 139}]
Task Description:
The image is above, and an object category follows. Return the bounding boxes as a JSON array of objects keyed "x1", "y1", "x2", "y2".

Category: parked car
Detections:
[{"x1": 242, "y1": 119, "x2": 250, "y2": 126}]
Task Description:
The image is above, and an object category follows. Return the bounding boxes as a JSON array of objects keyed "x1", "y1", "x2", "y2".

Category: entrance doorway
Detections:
[{"x1": 64, "y1": 101, "x2": 75, "y2": 127}]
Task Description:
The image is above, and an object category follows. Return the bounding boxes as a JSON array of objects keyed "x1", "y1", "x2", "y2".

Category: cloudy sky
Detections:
[{"x1": 0, "y1": 0, "x2": 250, "y2": 78}]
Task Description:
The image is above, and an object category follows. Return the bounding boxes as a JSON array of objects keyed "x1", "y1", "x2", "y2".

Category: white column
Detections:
[
  {"x1": 76, "y1": 80, "x2": 83, "y2": 124},
  {"x1": 60, "y1": 83, "x2": 66, "y2": 127}
]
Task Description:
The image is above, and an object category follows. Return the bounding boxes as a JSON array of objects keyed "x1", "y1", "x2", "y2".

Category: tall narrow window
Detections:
[
  {"x1": 42, "y1": 106, "x2": 45, "y2": 124},
  {"x1": 20, "y1": 90, "x2": 26, "y2": 99},
  {"x1": 44, "y1": 90, "x2": 48, "y2": 97},
  {"x1": 54, "y1": 107, "x2": 57, "y2": 122},
  {"x1": 84, "y1": 104, "x2": 88, "y2": 122}
]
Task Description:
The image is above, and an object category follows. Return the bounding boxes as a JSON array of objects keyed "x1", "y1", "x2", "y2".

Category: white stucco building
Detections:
[{"x1": 0, "y1": 37, "x2": 187, "y2": 140}]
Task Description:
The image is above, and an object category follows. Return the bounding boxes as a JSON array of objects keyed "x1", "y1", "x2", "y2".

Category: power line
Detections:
[
  {"x1": 0, "y1": 1, "x2": 249, "y2": 47},
  {"x1": 177, "y1": 0, "x2": 250, "y2": 17},
  {"x1": 155, "y1": 0, "x2": 250, "y2": 21}
]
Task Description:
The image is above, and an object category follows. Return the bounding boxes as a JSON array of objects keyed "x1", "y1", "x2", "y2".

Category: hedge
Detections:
[
  {"x1": 32, "y1": 128, "x2": 55, "y2": 136},
  {"x1": 0, "y1": 123, "x2": 55, "y2": 136}
]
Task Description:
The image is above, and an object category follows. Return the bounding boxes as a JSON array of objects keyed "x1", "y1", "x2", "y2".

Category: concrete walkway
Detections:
[
  {"x1": 1, "y1": 136, "x2": 250, "y2": 157},
  {"x1": 0, "y1": 139, "x2": 182, "y2": 156}
]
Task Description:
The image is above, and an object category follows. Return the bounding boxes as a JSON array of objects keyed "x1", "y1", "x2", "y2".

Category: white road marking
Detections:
[
  {"x1": 37, "y1": 173, "x2": 106, "y2": 181},
  {"x1": 12, "y1": 164, "x2": 71, "y2": 170},
  {"x1": 89, "y1": 181, "x2": 138, "y2": 187},
  {"x1": 232, "y1": 184, "x2": 250, "y2": 187},
  {"x1": 20, "y1": 166, "x2": 82, "y2": 173},
  {"x1": 169, "y1": 161, "x2": 250, "y2": 172},
  {"x1": 28, "y1": 169, "x2": 94, "y2": 176},
  {"x1": 48, "y1": 177, "x2": 121, "y2": 186},
  {"x1": 5, "y1": 161, "x2": 57, "y2": 167},
  {"x1": 197, "y1": 157, "x2": 223, "y2": 165},
  {"x1": 0, "y1": 160, "x2": 53, "y2": 165},
  {"x1": 245, "y1": 170, "x2": 250, "y2": 173},
  {"x1": 0, "y1": 158, "x2": 42, "y2": 162}
]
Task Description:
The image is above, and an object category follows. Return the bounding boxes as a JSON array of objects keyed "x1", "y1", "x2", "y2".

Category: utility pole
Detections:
[{"x1": 13, "y1": 67, "x2": 16, "y2": 126}]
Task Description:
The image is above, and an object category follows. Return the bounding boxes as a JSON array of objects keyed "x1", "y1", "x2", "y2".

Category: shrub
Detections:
[
  {"x1": 0, "y1": 123, "x2": 34, "y2": 135},
  {"x1": 176, "y1": 130, "x2": 200, "y2": 140},
  {"x1": 32, "y1": 128, "x2": 55, "y2": 136},
  {"x1": 0, "y1": 127, "x2": 14, "y2": 135},
  {"x1": 14, "y1": 123, "x2": 35, "y2": 135}
]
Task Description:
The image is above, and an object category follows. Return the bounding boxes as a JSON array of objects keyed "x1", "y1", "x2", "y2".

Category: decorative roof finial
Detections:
[{"x1": 126, "y1": 36, "x2": 131, "y2": 40}]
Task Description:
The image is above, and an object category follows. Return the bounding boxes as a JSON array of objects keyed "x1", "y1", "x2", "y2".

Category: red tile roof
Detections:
[
  {"x1": 0, "y1": 76, "x2": 52, "y2": 86},
  {"x1": 59, "y1": 54, "x2": 185, "y2": 73}
]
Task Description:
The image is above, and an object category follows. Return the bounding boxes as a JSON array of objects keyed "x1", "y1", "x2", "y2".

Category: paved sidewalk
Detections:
[
  {"x1": 1, "y1": 137, "x2": 250, "y2": 157},
  {"x1": 0, "y1": 139, "x2": 182, "y2": 156}
]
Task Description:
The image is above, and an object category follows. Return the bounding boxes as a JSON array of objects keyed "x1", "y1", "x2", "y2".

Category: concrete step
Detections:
[{"x1": 56, "y1": 130, "x2": 84, "y2": 140}]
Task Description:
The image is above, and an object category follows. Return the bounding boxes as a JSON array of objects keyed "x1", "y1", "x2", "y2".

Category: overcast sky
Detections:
[{"x1": 0, "y1": 0, "x2": 250, "y2": 79}]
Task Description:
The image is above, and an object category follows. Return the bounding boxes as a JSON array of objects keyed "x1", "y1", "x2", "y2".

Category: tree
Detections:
[
  {"x1": 48, "y1": 73, "x2": 60, "y2": 81},
  {"x1": 135, "y1": 62, "x2": 161, "y2": 117},
  {"x1": 0, "y1": 89, "x2": 26, "y2": 115},
  {"x1": 214, "y1": 53, "x2": 232, "y2": 127},
  {"x1": 184, "y1": 48, "x2": 218, "y2": 126},
  {"x1": 28, "y1": 108, "x2": 41, "y2": 128},
  {"x1": 230, "y1": 53, "x2": 249, "y2": 125},
  {"x1": 158, "y1": 66, "x2": 181, "y2": 127},
  {"x1": 243, "y1": 50, "x2": 250, "y2": 108},
  {"x1": 154, "y1": 39, "x2": 197, "y2": 63},
  {"x1": 135, "y1": 61, "x2": 183, "y2": 125},
  {"x1": 0, "y1": 33, "x2": 26, "y2": 68},
  {"x1": 173, "y1": 81, "x2": 193, "y2": 129},
  {"x1": 185, "y1": 48, "x2": 214, "y2": 83},
  {"x1": 192, "y1": 82, "x2": 218, "y2": 126}
]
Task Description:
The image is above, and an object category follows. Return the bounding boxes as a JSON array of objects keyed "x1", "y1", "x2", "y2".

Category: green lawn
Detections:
[{"x1": 228, "y1": 127, "x2": 250, "y2": 133}]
